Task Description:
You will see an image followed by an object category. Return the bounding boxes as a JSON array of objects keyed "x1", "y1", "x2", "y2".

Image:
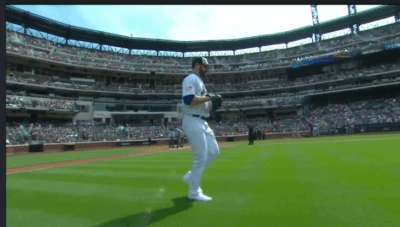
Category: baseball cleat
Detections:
[{"x1": 188, "y1": 194, "x2": 212, "y2": 203}]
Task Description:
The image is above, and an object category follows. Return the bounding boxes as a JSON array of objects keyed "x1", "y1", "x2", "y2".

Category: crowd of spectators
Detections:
[
  {"x1": 6, "y1": 122, "x2": 170, "y2": 145},
  {"x1": 348, "y1": 96, "x2": 400, "y2": 125},
  {"x1": 302, "y1": 103, "x2": 355, "y2": 129},
  {"x1": 223, "y1": 100, "x2": 263, "y2": 109},
  {"x1": 6, "y1": 95, "x2": 76, "y2": 110},
  {"x1": 301, "y1": 96, "x2": 400, "y2": 130},
  {"x1": 222, "y1": 96, "x2": 303, "y2": 109},
  {"x1": 207, "y1": 115, "x2": 306, "y2": 136},
  {"x1": 6, "y1": 93, "x2": 400, "y2": 145},
  {"x1": 6, "y1": 59, "x2": 400, "y2": 99},
  {"x1": 6, "y1": 23, "x2": 400, "y2": 73},
  {"x1": 275, "y1": 96, "x2": 303, "y2": 106}
]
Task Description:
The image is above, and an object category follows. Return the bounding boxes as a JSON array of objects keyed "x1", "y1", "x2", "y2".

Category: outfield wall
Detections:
[{"x1": 6, "y1": 132, "x2": 305, "y2": 155}]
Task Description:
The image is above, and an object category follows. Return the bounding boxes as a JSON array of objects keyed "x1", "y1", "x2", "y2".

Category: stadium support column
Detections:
[
  {"x1": 130, "y1": 35, "x2": 133, "y2": 56},
  {"x1": 348, "y1": 5, "x2": 358, "y2": 34},
  {"x1": 311, "y1": 5, "x2": 320, "y2": 43},
  {"x1": 208, "y1": 51, "x2": 210, "y2": 57},
  {"x1": 157, "y1": 51, "x2": 159, "y2": 57},
  {"x1": 66, "y1": 25, "x2": 71, "y2": 46},
  {"x1": 99, "y1": 32, "x2": 105, "y2": 52},
  {"x1": 22, "y1": 12, "x2": 30, "y2": 35}
]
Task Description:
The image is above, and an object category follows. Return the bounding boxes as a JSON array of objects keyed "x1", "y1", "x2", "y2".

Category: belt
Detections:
[{"x1": 191, "y1": 114, "x2": 208, "y2": 120}]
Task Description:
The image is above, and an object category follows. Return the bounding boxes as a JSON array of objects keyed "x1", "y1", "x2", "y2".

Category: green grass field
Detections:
[
  {"x1": 6, "y1": 134, "x2": 400, "y2": 227},
  {"x1": 7, "y1": 145, "x2": 163, "y2": 169}
]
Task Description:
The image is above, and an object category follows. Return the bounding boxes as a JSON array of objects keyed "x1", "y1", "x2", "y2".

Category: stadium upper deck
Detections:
[
  {"x1": 5, "y1": 5, "x2": 400, "y2": 74},
  {"x1": 6, "y1": 5, "x2": 400, "y2": 53},
  {"x1": 6, "y1": 23, "x2": 400, "y2": 74}
]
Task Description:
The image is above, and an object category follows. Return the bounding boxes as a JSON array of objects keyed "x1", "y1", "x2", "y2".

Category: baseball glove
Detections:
[{"x1": 206, "y1": 94, "x2": 222, "y2": 111}]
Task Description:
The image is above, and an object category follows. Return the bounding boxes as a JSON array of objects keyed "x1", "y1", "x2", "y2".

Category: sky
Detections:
[{"x1": 10, "y1": 5, "x2": 383, "y2": 42}]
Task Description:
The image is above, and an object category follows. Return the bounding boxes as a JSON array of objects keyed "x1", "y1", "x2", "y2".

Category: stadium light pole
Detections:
[
  {"x1": 311, "y1": 5, "x2": 320, "y2": 43},
  {"x1": 347, "y1": 5, "x2": 358, "y2": 34}
]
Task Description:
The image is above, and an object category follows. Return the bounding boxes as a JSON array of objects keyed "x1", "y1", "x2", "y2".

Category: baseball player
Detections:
[
  {"x1": 313, "y1": 122, "x2": 319, "y2": 137},
  {"x1": 170, "y1": 129, "x2": 175, "y2": 149},
  {"x1": 248, "y1": 125, "x2": 254, "y2": 145},
  {"x1": 178, "y1": 129, "x2": 184, "y2": 147},
  {"x1": 181, "y1": 57, "x2": 222, "y2": 202},
  {"x1": 175, "y1": 128, "x2": 183, "y2": 147}
]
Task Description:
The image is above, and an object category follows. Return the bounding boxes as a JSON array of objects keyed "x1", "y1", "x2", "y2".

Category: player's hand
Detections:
[{"x1": 206, "y1": 94, "x2": 222, "y2": 111}]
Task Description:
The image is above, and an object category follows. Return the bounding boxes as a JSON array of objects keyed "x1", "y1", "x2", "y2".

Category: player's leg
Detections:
[
  {"x1": 182, "y1": 118, "x2": 209, "y2": 198},
  {"x1": 184, "y1": 129, "x2": 219, "y2": 194},
  {"x1": 205, "y1": 130, "x2": 219, "y2": 168}
]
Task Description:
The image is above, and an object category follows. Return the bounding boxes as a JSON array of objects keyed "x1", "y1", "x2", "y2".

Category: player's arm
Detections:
[
  {"x1": 182, "y1": 78, "x2": 211, "y2": 107},
  {"x1": 186, "y1": 96, "x2": 211, "y2": 107}
]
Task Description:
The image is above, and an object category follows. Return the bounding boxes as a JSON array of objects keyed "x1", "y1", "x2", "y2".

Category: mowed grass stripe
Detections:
[
  {"x1": 7, "y1": 147, "x2": 226, "y2": 227},
  {"x1": 311, "y1": 144, "x2": 400, "y2": 221},
  {"x1": 8, "y1": 169, "x2": 187, "y2": 190},
  {"x1": 7, "y1": 159, "x2": 192, "y2": 226},
  {"x1": 143, "y1": 145, "x2": 276, "y2": 227},
  {"x1": 6, "y1": 178, "x2": 175, "y2": 203},
  {"x1": 292, "y1": 145, "x2": 391, "y2": 226},
  {"x1": 7, "y1": 134, "x2": 399, "y2": 170},
  {"x1": 244, "y1": 144, "x2": 317, "y2": 226},
  {"x1": 6, "y1": 143, "x2": 237, "y2": 171},
  {"x1": 6, "y1": 147, "x2": 145, "y2": 169},
  {"x1": 6, "y1": 188, "x2": 176, "y2": 225},
  {"x1": 7, "y1": 208, "x2": 93, "y2": 227},
  {"x1": 6, "y1": 134, "x2": 400, "y2": 227},
  {"x1": 298, "y1": 144, "x2": 400, "y2": 226}
]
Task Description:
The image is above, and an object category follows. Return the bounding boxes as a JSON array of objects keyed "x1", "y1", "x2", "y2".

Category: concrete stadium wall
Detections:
[{"x1": 73, "y1": 101, "x2": 94, "y2": 123}]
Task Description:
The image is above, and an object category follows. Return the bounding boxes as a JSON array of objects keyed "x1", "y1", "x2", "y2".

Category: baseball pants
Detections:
[{"x1": 182, "y1": 115, "x2": 219, "y2": 198}]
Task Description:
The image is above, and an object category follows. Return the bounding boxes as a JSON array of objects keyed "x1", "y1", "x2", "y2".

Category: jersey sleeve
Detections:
[{"x1": 182, "y1": 77, "x2": 197, "y2": 97}]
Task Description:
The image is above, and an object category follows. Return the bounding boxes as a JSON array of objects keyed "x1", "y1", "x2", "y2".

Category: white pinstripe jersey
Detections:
[{"x1": 181, "y1": 73, "x2": 212, "y2": 117}]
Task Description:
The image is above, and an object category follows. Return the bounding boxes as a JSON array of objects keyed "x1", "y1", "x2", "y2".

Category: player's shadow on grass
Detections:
[{"x1": 93, "y1": 196, "x2": 194, "y2": 227}]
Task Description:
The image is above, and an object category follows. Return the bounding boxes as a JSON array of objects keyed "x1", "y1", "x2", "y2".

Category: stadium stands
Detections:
[
  {"x1": 5, "y1": 22, "x2": 400, "y2": 73},
  {"x1": 5, "y1": 12, "x2": 400, "y2": 145}
]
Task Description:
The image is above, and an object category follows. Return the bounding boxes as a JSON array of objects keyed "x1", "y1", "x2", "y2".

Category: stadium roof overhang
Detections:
[{"x1": 6, "y1": 5, "x2": 399, "y2": 52}]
